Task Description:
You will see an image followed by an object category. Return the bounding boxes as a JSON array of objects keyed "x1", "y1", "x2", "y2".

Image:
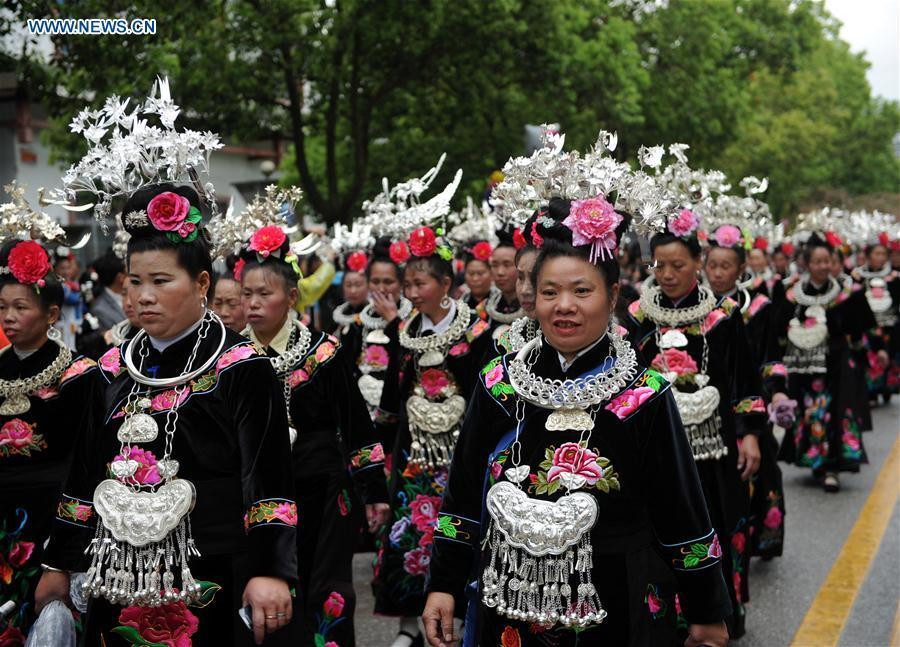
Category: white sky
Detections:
[{"x1": 824, "y1": 0, "x2": 899, "y2": 101}]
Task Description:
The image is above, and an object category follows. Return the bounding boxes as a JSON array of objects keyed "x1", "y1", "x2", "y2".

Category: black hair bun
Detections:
[
  {"x1": 805, "y1": 232, "x2": 834, "y2": 253},
  {"x1": 120, "y1": 183, "x2": 203, "y2": 238},
  {"x1": 495, "y1": 225, "x2": 516, "y2": 249},
  {"x1": 371, "y1": 236, "x2": 393, "y2": 260}
]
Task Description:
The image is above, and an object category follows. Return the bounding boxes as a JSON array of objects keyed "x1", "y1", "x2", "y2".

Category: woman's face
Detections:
[
  {"x1": 867, "y1": 245, "x2": 888, "y2": 270},
  {"x1": 127, "y1": 250, "x2": 209, "y2": 339},
  {"x1": 705, "y1": 247, "x2": 744, "y2": 295},
  {"x1": 772, "y1": 251, "x2": 789, "y2": 274},
  {"x1": 516, "y1": 249, "x2": 538, "y2": 317},
  {"x1": 342, "y1": 271, "x2": 369, "y2": 307},
  {"x1": 464, "y1": 260, "x2": 493, "y2": 300},
  {"x1": 241, "y1": 267, "x2": 297, "y2": 338},
  {"x1": 807, "y1": 247, "x2": 832, "y2": 284},
  {"x1": 212, "y1": 278, "x2": 246, "y2": 332},
  {"x1": 535, "y1": 255, "x2": 617, "y2": 359},
  {"x1": 490, "y1": 246, "x2": 517, "y2": 296},
  {"x1": 748, "y1": 248, "x2": 768, "y2": 274},
  {"x1": 0, "y1": 285, "x2": 58, "y2": 350},
  {"x1": 123, "y1": 289, "x2": 140, "y2": 328},
  {"x1": 404, "y1": 267, "x2": 450, "y2": 321},
  {"x1": 368, "y1": 261, "x2": 401, "y2": 303},
  {"x1": 653, "y1": 242, "x2": 701, "y2": 301}
]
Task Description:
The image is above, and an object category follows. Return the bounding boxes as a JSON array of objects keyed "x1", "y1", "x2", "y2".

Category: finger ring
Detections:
[
  {"x1": 276, "y1": 612, "x2": 287, "y2": 618},
  {"x1": 265, "y1": 615, "x2": 278, "y2": 619}
]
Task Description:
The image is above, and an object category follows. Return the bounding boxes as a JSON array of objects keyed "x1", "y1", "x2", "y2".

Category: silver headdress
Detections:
[
  {"x1": 207, "y1": 185, "x2": 306, "y2": 260},
  {"x1": 493, "y1": 125, "x2": 675, "y2": 238},
  {"x1": 695, "y1": 176, "x2": 774, "y2": 247},
  {"x1": 0, "y1": 182, "x2": 66, "y2": 244},
  {"x1": 48, "y1": 77, "x2": 223, "y2": 231},
  {"x1": 446, "y1": 197, "x2": 499, "y2": 247},
  {"x1": 359, "y1": 153, "x2": 463, "y2": 241},
  {"x1": 845, "y1": 210, "x2": 899, "y2": 248}
]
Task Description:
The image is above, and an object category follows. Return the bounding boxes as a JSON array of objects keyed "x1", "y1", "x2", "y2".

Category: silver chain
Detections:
[
  {"x1": 359, "y1": 297, "x2": 413, "y2": 330},
  {"x1": 0, "y1": 339, "x2": 72, "y2": 397}
]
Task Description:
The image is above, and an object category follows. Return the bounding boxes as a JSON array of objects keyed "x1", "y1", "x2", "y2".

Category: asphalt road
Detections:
[{"x1": 352, "y1": 400, "x2": 900, "y2": 646}]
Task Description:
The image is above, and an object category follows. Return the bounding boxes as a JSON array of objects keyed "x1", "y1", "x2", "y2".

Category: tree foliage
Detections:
[{"x1": 3, "y1": 0, "x2": 897, "y2": 223}]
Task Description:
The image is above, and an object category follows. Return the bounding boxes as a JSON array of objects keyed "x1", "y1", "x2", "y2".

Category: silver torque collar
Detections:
[
  {"x1": 331, "y1": 302, "x2": 359, "y2": 328},
  {"x1": 399, "y1": 299, "x2": 471, "y2": 355},
  {"x1": 360, "y1": 297, "x2": 413, "y2": 330},
  {"x1": 485, "y1": 287, "x2": 523, "y2": 324},
  {"x1": 792, "y1": 274, "x2": 841, "y2": 307},
  {"x1": 639, "y1": 278, "x2": 717, "y2": 328}
]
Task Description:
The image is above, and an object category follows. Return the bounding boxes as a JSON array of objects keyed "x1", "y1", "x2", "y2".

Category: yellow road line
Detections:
[
  {"x1": 891, "y1": 601, "x2": 900, "y2": 646},
  {"x1": 791, "y1": 432, "x2": 900, "y2": 646}
]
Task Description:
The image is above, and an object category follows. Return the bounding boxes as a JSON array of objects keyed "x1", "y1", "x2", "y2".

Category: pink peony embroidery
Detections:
[
  {"x1": 563, "y1": 196, "x2": 623, "y2": 262},
  {"x1": 118, "y1": 600, "x2": 199, "y2": 647},
  {"x1": 0, "y1": 419, "x2": 36, "y2": 449},
  {"x1": 651, "y1": 348, "x2": 698, "y2": 377},
  {"x1": 402, "y1": 547, "x2": 431, "y2": 576},
  {"x1": 216, "y1": 344, "x2": 256, "y2": 371},
  {"x1": 114, "y1": 447, "x2": 160, "y2": 485},
  {"x1": 484, "y1": 364, "x2": 504, "y2": 389},
  {"x1": 702, "y1": 308, "x2": 727, "y2": 332},
  {"x1": 420, "y1": 369, "x2": 450, "y2": 398},
  {"x1": 364, "y1": 344, "x2": 390, "y2": 367},
  {"x1": 546, "y1": 442, "x2": 605, "y2": 485},
  {"x1": 647, "y1": 591, "x2": 662, "y2": 615},
  {"x1": 490, "y1": 461, "x2": 503, "y2": 479},
  {"x1": 315, "y1": 341, "x2": 336, "y2": 363},
  {"x1": 713, "y1": 224, "x2": 742, "y2": 248},
  {"x1": 605, "y1": 386, "x2": 656, "y2": 420},
  {"x1": 7, "y1": 540, "x2": 35, "y2": 568},
  {"x1": 668, "y1": 209, "x2": 699, "y2": 237},
  {"x1": 763, "y1": 506, "x2": 783, "y2": 530},
  {"x1": 273, "y1": 502, "x2": 299, "y2": 525},
  {"x1": 707, "y1": 534, "x2": 722, "y2": 559},
  {"x1": 146, "y1": 192, "x2": 191, "y2": 232},
  {"x1": 99, "y1": 347, "x2": 122, "y2": 374},
  {"x1": 409, "y1": 494, "x2": 442, "y2": 532},
  {"x1": 842, "y1": 429, "x2": 861, "y2": 451},
  {"x1": 448, "y1": 341, "x2": 469, "y2": 357},
  {"x1": 150, "y1": 388, "x2": 189, "y2": 412},
  {"x1": 369, "y1": 443, "x2": 385, "y2": 463},
  {"x1": 323, "y1": 592, "x2": 345, "y2": 618},
  {"x1": 289, "y1": 368, "x2": 310, "y2": 387}
]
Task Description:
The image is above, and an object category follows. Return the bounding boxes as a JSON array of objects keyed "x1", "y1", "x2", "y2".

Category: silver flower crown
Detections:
[
  {"x1": 47, "y1": 77, "x2": 223, "y2": 231},
  {"x1": 0, "y1": 182, "x2": 66, "y2": 245},
  {"x1": 207, "y1": 185, "x2": 304, "y2": 259}
]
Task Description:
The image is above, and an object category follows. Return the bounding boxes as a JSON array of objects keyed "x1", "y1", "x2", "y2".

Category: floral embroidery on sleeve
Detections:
[
  {"x1": 433, "y1": 513, "x2": 479, "y2": 546},
  {"x1": 762, "y1": 362, "x2": 788, "y2": 378},
  {"x1": 733, "y1": 396, "x2": 765, "y2": 415},
  {"x1": 645, "y1": 583, "x2": 668, "y2": 620},
  {"x1": 448, "y1": 340, "x2": 470, "y2": 357},
  {"x1": 0, "y1": 419, "x2": 46, "y2": 457},
  {"x1": 607, "y1": 369, "x2": 667, "y2": 421},
  {"x1": 56, "y1": 495, "x2": 95, "y2": 527},
  {"x1": 287, "y1": 335, "x2": 340, "y2": 389},
  {"x1": 349, "y1": 442, "x2": 385, "y2": 474},
  {"x1": 747, "y1": 294, "x2": 771, "y2": 318},
  {"x1": 216, "y1": 343, "x2": 258, "y2": 372},
  {"x1": 244, "y1": 499, "x2": 298, "y2": 532},
  {"x1": 481, "y1": 357, "x2": 515, "y2": 401},
  {"x1": 660, "y1": 530, "x2": 722, "y2": 571},
  {"x1": 466, "y1": 317, "x2": 491, "y2": 342},
  {"x1": 59, "y1": 357, "x2": 96, "y2": 385}
]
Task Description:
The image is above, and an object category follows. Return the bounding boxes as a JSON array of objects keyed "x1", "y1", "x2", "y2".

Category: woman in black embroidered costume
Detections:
[
  {"x1": 624, "y1": 224, "x2": 766, "y2": 639},
  {"x1": 36, "y1": 183, "x2": 298, "y2": 646},
  {"x1": 704, "y1": 230, "x2": 787, "y2": 560},
  {"x1": 424, "y1": 198, "x2": 731, "y2": 647},
  {"x1": 459, "y1": 238, "x2": 494, "y2": 312},
  {"x1": 372, "y1": 226, "x2": 493, "y2": 647},
  {"x1": 775, "y1": 233, "x2": 876, "y2": 492},
  {"x1": 485, "y1": 227, "x2": 525, "y2": 339},
  {"x1": 493, "y1": 220, "x2": 540, "y2": 356},
  {"x1": 0, "y1": 226, "x2": 102, "y2": 641},
  {"x1": 239, "y1": 226, "x2": 387, "y2": 647},
  {"x1": 339, "y1": 238, "x2": 412, "y2": 424}
]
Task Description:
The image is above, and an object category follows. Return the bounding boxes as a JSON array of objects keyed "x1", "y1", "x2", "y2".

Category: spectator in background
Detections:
[
  {"x1": 211, "y1": 257, "x2": 247, "y2": 332},
  {"x1": 51, "y1": 246, "x2": 85, "y2": 349},
  {"x1": 89, "y1": 250, "x2": 126, "y2": 329}
]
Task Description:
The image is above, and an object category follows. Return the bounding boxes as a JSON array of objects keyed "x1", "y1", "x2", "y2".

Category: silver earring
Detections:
[
  {"x1": 440, "y1": 295, "x2": 452, "y2": 309},
  {"x1": 201, "y1": 296, "x2": 209, "y2": 310},
  {"x1": 46, "y1": 326, "x2": 62, "y2": 343}
]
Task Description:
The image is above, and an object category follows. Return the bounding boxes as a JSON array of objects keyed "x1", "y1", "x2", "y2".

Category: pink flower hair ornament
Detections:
[
  {"x1": 562, "y1": 196, "x2": 623, "y2": 263},
  {"x1": 713, "y1": 224, "x2": 743, "y2": 249},
  {"x1": 668, "y1": 209, "x2": 700, "y2": 238}
]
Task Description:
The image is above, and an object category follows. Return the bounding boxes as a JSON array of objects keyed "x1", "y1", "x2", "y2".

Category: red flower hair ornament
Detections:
[
  {"x1": 346, "y1": 251, "x2": 368, "y2": 273},
  {"x1": 5, "y1": 241, "x2": 52, "y2": 289},
  {"x1": 471, "y1": 241, "x2": 493, "y2": 261}
]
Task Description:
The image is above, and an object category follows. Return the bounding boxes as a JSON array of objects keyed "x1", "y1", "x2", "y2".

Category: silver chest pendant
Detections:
[
  {"x1": 481, "y1": 481, "x2": 606, "y2": 628},
  {"x1": 0, "y1": 394, "x2": 31, "y2": 416},
  {"x1": 83, "y1": 478, "x2": 202, "y2": 607}
]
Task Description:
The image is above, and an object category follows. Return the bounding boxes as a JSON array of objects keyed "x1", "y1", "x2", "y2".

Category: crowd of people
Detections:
[{"x1": 0, "y1": 81, "x2": 897, "y2": 647}]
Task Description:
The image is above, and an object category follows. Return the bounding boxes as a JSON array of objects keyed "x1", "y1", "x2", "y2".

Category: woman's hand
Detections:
[
  {"x1": 242, "y1": 576, "x2": 293, "y2": 645},
  {"x1": 371, "y1": 291, "x2": 399, "y2": 323},
  {"x1": 877, "y1": 349, "x2": 890, "y2": 368},
  {"x1": 737, "y1": 434, "x2": 761, "y2": 481},
  {"x1": 365, "y1": 503, "x2": 390, "y2": 533},
  {"x1": 685, "y1": 620, "x2": 729, "y2": 647},
  {"x1": 34, "y1": 570, "x2": 70, "y2": 614},
  {"x1": 423, "y1": 592, "x2": 457, "y2": 647}
]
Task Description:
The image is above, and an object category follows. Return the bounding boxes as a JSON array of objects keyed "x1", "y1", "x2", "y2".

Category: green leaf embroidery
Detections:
[
  {"x1": 608, "y1": 477, "x2": 621, "y2": 491},
  {"x1": 596, "y1": 479, "x2": 610, "y2": 494},
  {"x1": 111, "y1": 625, "x2": 167, "y2": 647},
  {"x1": 436, "y1": 516, "x2": 457, "y2": 538},
  {"x1": 538, "y1": 459, "x2": 553, "y2": 471},
  {"x1": 598, "y1": 457, "x2": 610, "y2": 467},
  {"x1": 544, "y1": 447, "x2": 555, "y2": 461},
  {"x1": 190, "y1": 580, "x2": 222, "y2": 608},
  {"x1": 683, "y1": 555, "x2": 700, "y2": 568},
  {"x1": 691, "y1": 543, "x2": 708, "y2": 557}
]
